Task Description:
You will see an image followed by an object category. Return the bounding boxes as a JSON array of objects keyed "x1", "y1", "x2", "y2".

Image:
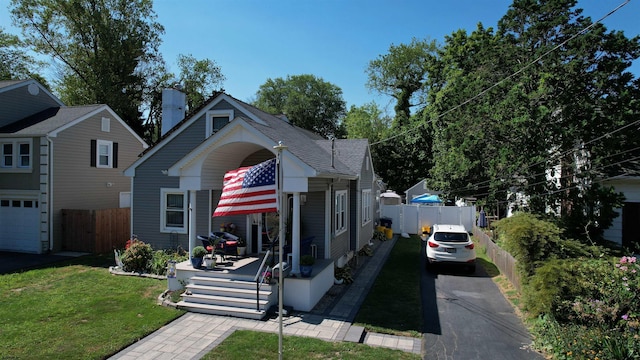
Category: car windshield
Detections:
[{"x1": 433, "y1": 232, "x2": 468, "y2": 242}]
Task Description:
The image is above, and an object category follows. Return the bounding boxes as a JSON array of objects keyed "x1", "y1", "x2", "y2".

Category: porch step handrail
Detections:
[{"x1": 254, "y1": 236, "x2": 279, "y2": 311}]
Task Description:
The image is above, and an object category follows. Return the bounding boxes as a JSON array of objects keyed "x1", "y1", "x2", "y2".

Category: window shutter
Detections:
[
  {"x1": 90, "y1": 139, "x2": 96, "y2": 167},
  {"x1": 113, "y1": 142, "x2": 118, "y2": 168}
]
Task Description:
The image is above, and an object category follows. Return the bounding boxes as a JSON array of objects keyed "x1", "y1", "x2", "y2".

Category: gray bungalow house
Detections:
[
  {"x1": 124, "y1": 89, "x2": 376, "y2": 315},
  {"x1": 0, "y1": 79, "x2": 148, "y2": 253}
]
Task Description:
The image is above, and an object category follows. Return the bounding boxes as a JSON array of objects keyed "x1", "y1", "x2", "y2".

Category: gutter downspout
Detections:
[{"x1": 46, "y1": 135, "x2": 54, "y2": 252}]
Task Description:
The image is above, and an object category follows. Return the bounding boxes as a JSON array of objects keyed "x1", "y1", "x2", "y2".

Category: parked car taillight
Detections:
[
  {"x1": 465, "y1": 243, "x2": 475, "y2": 250},
  {"x1": 428, "y1": 241, "x2": 439, "y2": 248}
]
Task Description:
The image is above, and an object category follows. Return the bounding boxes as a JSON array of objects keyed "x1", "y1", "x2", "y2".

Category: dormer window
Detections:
[{"x1": 205, "y1": 109, "x2": 234, "y2": 137}]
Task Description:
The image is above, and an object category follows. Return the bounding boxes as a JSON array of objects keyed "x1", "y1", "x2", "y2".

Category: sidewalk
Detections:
[{"x1": 109, "y1": 236, "x2": 422, "y2": 359}]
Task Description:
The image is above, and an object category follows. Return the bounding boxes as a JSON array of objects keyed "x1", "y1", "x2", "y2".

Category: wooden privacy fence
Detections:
[
  {"x1": 472, "y1": 226, "x2": 522, "y2": 293},
  {"x1": 62, "y1": 208, "x2": 130, "y2": 253}
]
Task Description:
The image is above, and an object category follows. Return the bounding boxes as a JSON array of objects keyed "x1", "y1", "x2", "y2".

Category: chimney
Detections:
[{"x1": 161, "y1": 87, "x2": 186, "y2": 136}]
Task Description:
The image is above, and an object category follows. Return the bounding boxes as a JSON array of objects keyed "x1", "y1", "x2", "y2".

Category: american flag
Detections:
[{"x1": 212, "y1": 158, "x2": 278, "y2": 217}]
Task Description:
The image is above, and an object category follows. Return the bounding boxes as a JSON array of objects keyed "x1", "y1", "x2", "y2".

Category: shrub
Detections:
[
  {"x1": 149, "y1": 250, "x2": 188, "y2": 276},
  {"x1": 120, "y1": 239, "x2": 153, "y2": 273},
  {"x1": 494, "y1": 212, "x2": 595, "y2": 282},
  {"x1": 532, "y1": 315, "x2": 640, "y2": 360}
]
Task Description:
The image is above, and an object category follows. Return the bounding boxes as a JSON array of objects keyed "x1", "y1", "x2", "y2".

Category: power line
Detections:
[{"x1": 369, "y1": 0, "x2": 632, "y2": 148}]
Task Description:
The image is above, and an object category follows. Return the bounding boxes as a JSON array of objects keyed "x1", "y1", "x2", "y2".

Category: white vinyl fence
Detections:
[{"x1": 380, "y1": 204, "x2": 476, "y2": 234}]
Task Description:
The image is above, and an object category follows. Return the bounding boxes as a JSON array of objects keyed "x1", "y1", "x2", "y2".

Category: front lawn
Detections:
[
  {"x1": 0, "y1": 254, "x2": 184, "y2": 359},
  {"x1": 353, "y1": 235, "x2": 423, "y2": 337},
  {"x1": 202, "y1": 330, "x2": 420, "y2": 360}
]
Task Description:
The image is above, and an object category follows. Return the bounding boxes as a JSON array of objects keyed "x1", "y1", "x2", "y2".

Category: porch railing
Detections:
[{"x1": 253, "y1": 236, "x2": 280, "y2": 311}]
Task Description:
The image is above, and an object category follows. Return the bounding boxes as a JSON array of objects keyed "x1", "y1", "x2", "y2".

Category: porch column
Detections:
[
  {"x1": 291, "y1": 192, "x2": 301, "y2": 275},
  {"x1": 188, "y1": 190, "x2": 197, "y2": 261}
]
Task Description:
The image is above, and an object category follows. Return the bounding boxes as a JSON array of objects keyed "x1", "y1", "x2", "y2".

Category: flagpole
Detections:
[{"x1": 274, "y1": 141, "x2": 287, "y2": 360}]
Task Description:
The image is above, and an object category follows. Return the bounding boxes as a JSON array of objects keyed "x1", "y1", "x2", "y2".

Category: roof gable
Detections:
[{"x1": 126, "y1": 91, "x2": 368, "y2": 180}]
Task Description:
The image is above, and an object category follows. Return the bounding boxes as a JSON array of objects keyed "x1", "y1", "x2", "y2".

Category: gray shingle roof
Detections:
[
  {"x1": 0, "y1": 105, "x2": 103, "y2": 135},
  {"x1": 232, "y1": 98, "x2": 359, "y2": 177}
]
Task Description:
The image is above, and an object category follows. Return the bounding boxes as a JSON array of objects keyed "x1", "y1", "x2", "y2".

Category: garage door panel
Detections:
[{"x1": 0, "y1": 198, "x2": 40, "y2": 253}]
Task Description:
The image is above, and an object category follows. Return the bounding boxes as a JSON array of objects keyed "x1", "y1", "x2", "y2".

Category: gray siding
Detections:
[
  {"x1": 358, "y1": 150, "x2": 375, "y2": 250},
  {"x1": 131, "y1": 99, "x2": 255, "y2": 250},
  {"x1": 330, "y1": 181, "x2": 350, "y2": 261},
  {"x1": 0, "y1": 84, "x2": 62, "y2": 128},
  {"x1": 300, "y1": 191, "x2": 326, "y2": 259},
  {"x1": 51, "y1": 109, "x2": 146, "y2": 250}
]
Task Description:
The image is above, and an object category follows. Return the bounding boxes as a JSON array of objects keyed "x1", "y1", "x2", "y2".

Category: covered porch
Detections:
[{"x1": 170, "y1": 252, "x2": 334, "y2": 319}]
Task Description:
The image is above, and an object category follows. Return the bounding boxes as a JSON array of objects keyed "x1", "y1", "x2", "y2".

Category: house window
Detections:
[
  {"x1": 362, "y1": 189, "x2": 372, "y2": 225},
  {"x1": 0, "y1": 139, "x2": 32, "y2": 171},
  {"x1": 97, "y1": 140, "x2": 112, "y2": 168},
  {"x1": 335, "y1": 190, "x2": 347, "y2": 235},
  {"x1": 161, "y1": 189, "x2": 187, "y2": 233},
  {"x1": 205, "y1": 109, "x2": 234, "y2": 137},
  {"x1": 90, "y1": 139, "x2": 118, "y2": 168}
]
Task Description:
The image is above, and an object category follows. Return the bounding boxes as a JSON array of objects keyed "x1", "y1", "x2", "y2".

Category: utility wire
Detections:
[{"x1": 369, "y1": 0, "x2": 631, "y2": 147}]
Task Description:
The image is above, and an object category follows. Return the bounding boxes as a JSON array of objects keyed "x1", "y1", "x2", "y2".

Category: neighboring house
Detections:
[
  {"x1": 0, "y1": 79, "x2": 148, "y2": 254},
  {"x1": 404, "y1": 178, "x2": 442, "y2": 204},
  {"x1": 124, "y1": 89, "x2": 377, "y2": 275},
  {"x1": 506, "y1": 171, "x2": 640, "y2": 248},
  {"x1": 602, "y1": 176, "x2": 640, "y2": 249}
]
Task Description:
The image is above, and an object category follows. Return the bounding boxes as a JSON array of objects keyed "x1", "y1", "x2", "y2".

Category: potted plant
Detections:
[
  {"x1": 300, "y1": 254, "x2": 315, "y2": 278},
  {"x1": 191, "y1": 246, "x2": 207, "y2": 268},
  {"x1": 236, "y1": 237, "x2": 247, "y2": 256},
  {"x1": 203, "y1": 253, "x2": 216, "y2": 269}
]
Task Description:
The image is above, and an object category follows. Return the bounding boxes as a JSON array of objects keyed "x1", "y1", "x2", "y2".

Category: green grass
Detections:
[
  {"x1": 0, "y1": 254, "x2": 184, "y2": 359},
  {"x1": 353, "y1": 236, "x2": 423, "y2": 337},
  {"x1": 202, "y1": 330, "x2": 420, "y2": 360}
]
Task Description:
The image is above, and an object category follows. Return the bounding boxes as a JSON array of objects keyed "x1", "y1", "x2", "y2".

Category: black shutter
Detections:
[
  {"x1": 90, "y1": 139, "x2": 96, "y2": 167},
  {"x1": 113, "y1": 142, "x2": 118, "y2": 168}
]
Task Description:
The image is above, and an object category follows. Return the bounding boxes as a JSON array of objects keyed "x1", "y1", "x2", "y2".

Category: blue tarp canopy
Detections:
[{"x1": 410, "y1": 194, "x2": 443, "y2": 204}]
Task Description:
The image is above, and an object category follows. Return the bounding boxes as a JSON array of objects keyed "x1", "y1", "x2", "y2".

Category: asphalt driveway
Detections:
[{"x1": 421, "y1": 249, "x2": 544, "y2": 359}]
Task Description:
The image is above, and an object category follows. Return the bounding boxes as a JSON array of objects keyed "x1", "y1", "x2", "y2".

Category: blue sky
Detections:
[{"x1": 2, "y1": 0, "x2": 639, "y2": 111}]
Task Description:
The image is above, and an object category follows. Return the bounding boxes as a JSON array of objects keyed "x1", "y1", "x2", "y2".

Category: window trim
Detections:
[
  {"x1": 335, "y1": 190, "x2": 347, "y2": 236},
  {"x1": 160, "y1": 188, "x2": 188, "y2": 234},
  {"x1": 362, "y1": 189, "x2": 372, "y2": 225},
  {"x1": 0, "y1": 138, "x2": 32, "y2": 172},
  {"x1": 205, "y1": 109, "x2": 234, "y2": 137}
]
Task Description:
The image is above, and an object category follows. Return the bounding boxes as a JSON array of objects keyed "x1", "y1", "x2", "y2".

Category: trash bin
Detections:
[{"x1": 380, "y1": 217, "x2": 392, "y2": 228}]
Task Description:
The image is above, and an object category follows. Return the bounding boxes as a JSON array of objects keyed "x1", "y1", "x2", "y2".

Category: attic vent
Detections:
[{"x1": 27, "y1": 83, "x2": 39, "y2": 96}]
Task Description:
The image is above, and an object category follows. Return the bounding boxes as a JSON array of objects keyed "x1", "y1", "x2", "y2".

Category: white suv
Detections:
[{"x1": 425, "y1": 224, "x2": 476, "y2": 272}]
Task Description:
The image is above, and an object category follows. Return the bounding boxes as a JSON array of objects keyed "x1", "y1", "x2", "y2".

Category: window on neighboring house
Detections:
[
  {"x1": 362, "y1": 189, "x2": 372, "y2": 225},
  {"x1": 161, "y1": 189, "x2": 187, "y2": 233},
  {"x1": 205, "y1": 109, "x2": 234, "y2": 137},
  {"x1": 335, "y1": 190, "x2": 347, "y2": 235},
  {"x1": 0, "y1": 139, "x2": 32, "y2": 171},
  {"x1": 90, "y1": 139, "x2": 118, "y2": 169}
]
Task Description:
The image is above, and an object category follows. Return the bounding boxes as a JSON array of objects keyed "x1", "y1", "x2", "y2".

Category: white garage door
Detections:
[{"x1": 0, "y1": 198, "x2": 41, "y2": 253}]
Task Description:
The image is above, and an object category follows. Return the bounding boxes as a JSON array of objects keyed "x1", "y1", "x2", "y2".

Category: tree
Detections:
[
  {"x1": 343, "y1": 102, "x2": 391, "y2": 142},
  {"x1": 10, "y1": 0, "x2": 166, "y2": 137},
  {"x1": 366, "y1": 37, "x2": 439, "y2": 126},
  {"x1": 176, "y1": 54, "x2": 225, "y2": 112},
  {"x1": 424, "y1": 0, "x2": 639, "y2": 243},
  {"x1": 253, "y1": 74, "x2": 347, "y2": 139},
  {"x1": 0, "y1": 28, "x2": 45, "y2": 81}
]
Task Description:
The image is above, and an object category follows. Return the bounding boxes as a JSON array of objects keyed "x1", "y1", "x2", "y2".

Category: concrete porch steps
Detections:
[
  {"x1": 175, "y1": 301, "x2": 267, "y2": 320},
  {"x1": 177, "y1": 271, "x2": 276, "y2": 320}
]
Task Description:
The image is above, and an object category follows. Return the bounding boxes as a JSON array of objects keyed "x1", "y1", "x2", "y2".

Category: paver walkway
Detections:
[{"x1": 109, "y1": 236, "x2": 422, "y2": 359}]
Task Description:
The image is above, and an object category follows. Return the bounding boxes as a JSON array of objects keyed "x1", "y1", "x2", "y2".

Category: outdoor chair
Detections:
[{"x1": 197, "y1": 232, "x2": 239, "y2": 262}]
